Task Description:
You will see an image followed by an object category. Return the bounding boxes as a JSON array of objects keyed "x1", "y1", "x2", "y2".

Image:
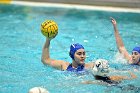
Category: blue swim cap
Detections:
[
  {"x1": 132, "y1": 46, "x2": 140, "y2": 54},
  {"x1": 69, "y1": 43, "x2": 84, "y2": 59}
]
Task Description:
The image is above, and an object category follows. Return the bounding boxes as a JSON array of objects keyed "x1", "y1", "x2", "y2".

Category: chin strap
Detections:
[{"x1": 138, "y1": 58, "x2": 140, "y2": 65}]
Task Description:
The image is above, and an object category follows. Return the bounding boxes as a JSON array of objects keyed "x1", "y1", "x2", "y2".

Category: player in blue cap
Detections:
[
  {"x1": 111, "y1": 17, "x2": 140, "y2": 65},
  {"x1": 41, "y1": 38, "x2": 94, "y2": 72}
]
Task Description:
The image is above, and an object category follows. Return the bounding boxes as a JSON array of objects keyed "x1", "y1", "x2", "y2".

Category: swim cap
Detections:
[
  {"x1": 132, "y1": 46, "x2": 140, "y2": 54},
  {"x1": 69, "y1": 43, "x2": 84, "y2": 59},
  {"x1": 92, "y1": 59, "x2": 109, "y2": 76},
  {"x1": 29, "y1": 87, "x2": 49, "y2": 93}
]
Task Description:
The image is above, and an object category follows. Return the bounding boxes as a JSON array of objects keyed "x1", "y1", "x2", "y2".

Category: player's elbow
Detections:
[
  {"x1": 118, "y1": 47, "x2": 125, "y2": 53},
  {"x1": 41, "y1": 57, "x2": 50, "y2": 65},
  {"x1": 41, "y1": 58, "x2": 45, "y2": 64}
]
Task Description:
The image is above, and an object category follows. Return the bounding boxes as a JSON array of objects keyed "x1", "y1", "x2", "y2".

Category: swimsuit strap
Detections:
[{"x1": 66, "y1": 64, "x2": 85, "y2": 72}]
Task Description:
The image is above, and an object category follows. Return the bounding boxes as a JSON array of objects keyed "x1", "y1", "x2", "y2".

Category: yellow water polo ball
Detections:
[{"x1": 41, "y1": 20, "x2": 58, "y2": 39}]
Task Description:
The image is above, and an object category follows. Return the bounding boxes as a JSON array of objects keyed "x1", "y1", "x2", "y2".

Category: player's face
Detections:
[
  {"x1": 132, "y1": 51, "x2": 140, "y2": 64},
  {"x1": 74, "y1": 49, "x2": 86, "y2": 65}
]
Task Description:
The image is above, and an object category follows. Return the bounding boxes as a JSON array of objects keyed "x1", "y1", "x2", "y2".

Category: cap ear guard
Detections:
[
  {"x1": 92, "y1": 59, "x2": 109, "y2": 76},
  {"x1": 96, "y1": 61, "x2": 101, "y2": 67},
  {"x1": 69, "y1": 51, "x2": 73, "y2": 59}
]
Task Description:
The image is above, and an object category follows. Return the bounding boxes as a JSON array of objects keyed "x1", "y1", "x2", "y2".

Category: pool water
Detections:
[{"x1": 0, "y1": 4, "x2": 140, "y2": 93}]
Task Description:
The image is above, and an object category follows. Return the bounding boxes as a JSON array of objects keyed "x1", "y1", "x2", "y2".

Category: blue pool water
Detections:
[{"x1": 0, "y1": 3, "x2": 140, "y2": 93}]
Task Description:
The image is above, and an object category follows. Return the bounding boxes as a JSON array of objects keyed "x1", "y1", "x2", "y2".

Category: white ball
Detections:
[{"x1": 29, "y1": 87, "x2": 49, "y2": 93}]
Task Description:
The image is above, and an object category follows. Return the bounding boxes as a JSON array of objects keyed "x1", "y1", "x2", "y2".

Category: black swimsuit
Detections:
[{"x1": 95, "y1": 75, "x2": 120, "y2": 85}]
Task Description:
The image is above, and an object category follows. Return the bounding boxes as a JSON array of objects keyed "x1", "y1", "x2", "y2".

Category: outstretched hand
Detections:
[{"x1": 110, "y1": 17, "x2": 117, "y2": 26}]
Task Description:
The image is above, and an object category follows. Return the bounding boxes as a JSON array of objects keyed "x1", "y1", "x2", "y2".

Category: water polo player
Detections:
[
  {"x1": 82, "y1": 59, "x2": 137, "y2": 85},
  {"x1": 29, "y1": 87, "x2": 49, "y2": 93},
  {"x1": 41, "y1": 38, "x2": 94, "y2": 72},
  {"x1": 111, "y1": 17, "x2": 140, "y2": 65},
  {"x1": 40, "y1": 20, "x2": 95, "y2": 72}
]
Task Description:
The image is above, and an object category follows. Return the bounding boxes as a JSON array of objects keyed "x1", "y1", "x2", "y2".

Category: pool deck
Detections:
[
  {"x1": 12, "y1": 1, "x2": 140, "y2": 13},
  {"x1": 14, "y1": 0, "x2": 140, "y2": 8}
]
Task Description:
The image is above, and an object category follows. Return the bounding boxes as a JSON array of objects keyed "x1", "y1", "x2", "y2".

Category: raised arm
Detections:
[
  {"x1": 41, "y1": 38, "x2": 51, "y2": 65},
  {"x1": 110, "y1": 17, "x2": 131, "y2": 62},
  {"x1": 41, "y1": 38, "x2": 68, "y2": 70}
]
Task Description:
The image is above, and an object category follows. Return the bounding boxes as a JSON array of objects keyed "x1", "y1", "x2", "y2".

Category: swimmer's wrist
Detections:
[{"x1": 46, "y1": 38, "x2": 51, "y2": 41}]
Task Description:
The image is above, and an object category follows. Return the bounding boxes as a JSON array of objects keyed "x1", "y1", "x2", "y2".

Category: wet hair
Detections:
[{"x1": 94, "y1": 75, "x2": 120, "y2": 85}]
